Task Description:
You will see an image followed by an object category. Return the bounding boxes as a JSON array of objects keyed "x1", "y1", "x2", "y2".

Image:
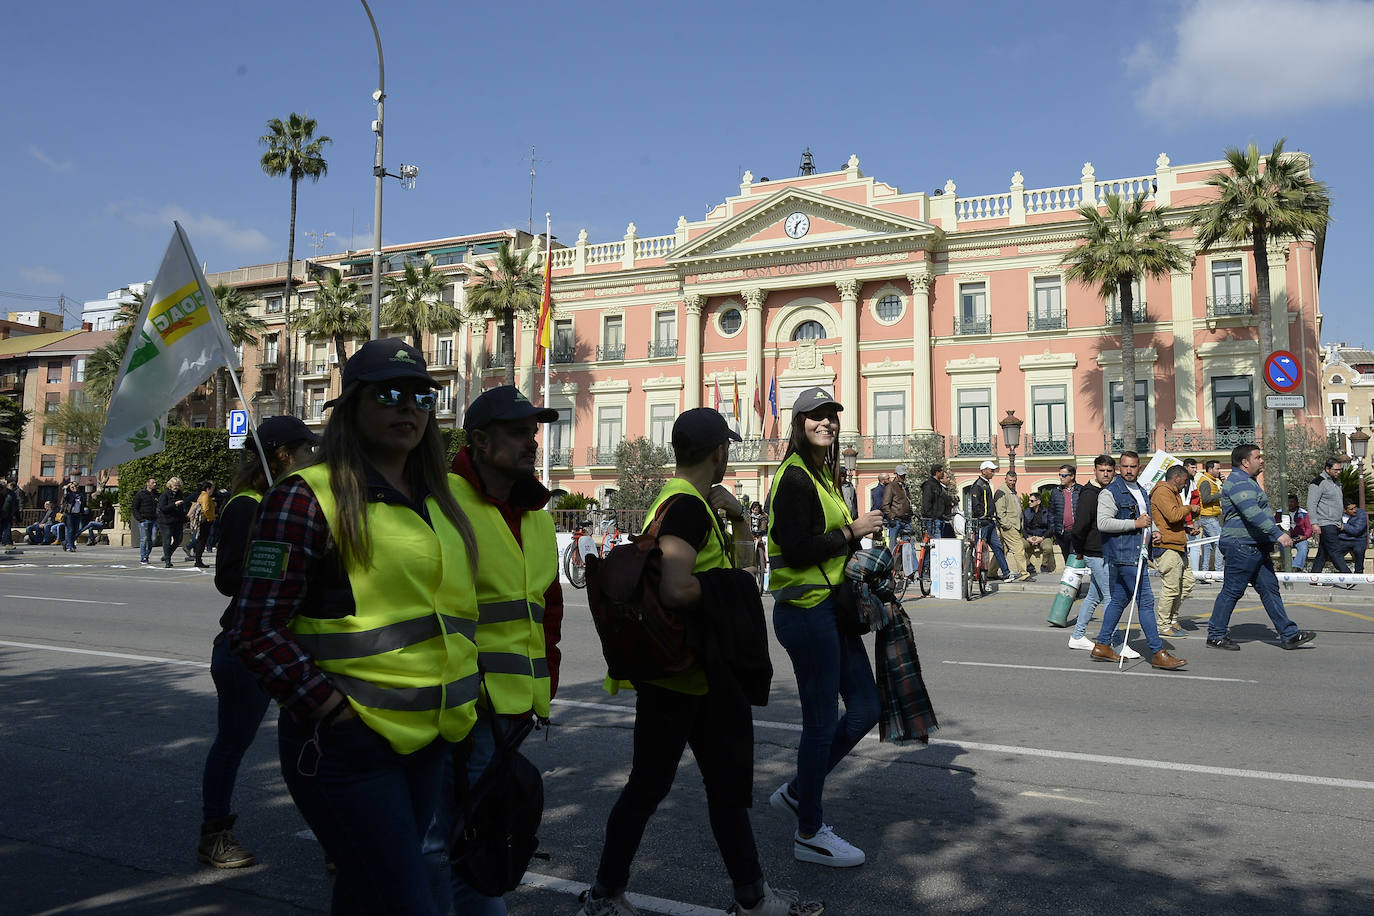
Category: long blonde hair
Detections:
[{"x1": 317, "y1": 384, "x2": 477, "y2": 571}]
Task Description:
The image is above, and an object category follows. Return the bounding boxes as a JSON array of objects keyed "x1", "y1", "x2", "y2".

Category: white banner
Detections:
[
  {"x1": 1140, "y1": 449, "x2": 1182, "y2": 489},
  {"x1": 93, "y1": 223, "x2": 237, "y2": 470}
]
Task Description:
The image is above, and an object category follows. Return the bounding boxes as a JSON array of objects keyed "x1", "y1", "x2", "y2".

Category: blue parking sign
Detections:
[{"x1": 229, "y1": 409, "x2": 249, "y2": 436}]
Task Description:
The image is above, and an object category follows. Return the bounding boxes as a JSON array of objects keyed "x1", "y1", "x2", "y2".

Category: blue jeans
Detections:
[
  {"x1": 1071, "y1": 556, "x2": 1110, "y2": 640},
  {"x1": 888, "y1": 520, "x2": 915, "y2": 574},
  {"x1": 138, "y1": 519, "x2": 156, "y2": 562},
  {"x1": 63, "y1": 515, "x2": 83, "y2": 549},
  {"x1": 278, "y1": 709, "x2": 447, "y2": 916},
  {"x1": 922, "y1": 517, "x2": 954, "y2": 539},
  {"x1": 977, "y1": 522, "x2": 1011, "y2": 578},
  {"x1": 1292, "y1": 539, "x2": 1310, "y2": 570},
  {"x1": 1197, "y1": 516, "x2": 1221, "y2": 571},
  {"x1": 773, "y1": 596, "x2": 880, "y2": 836},
  {"x1": 202, "y1": 639, "x2": 272, "y2": 820},
  {"x1": 1095, "y1": 559, "x2": 1163, "y2": 655},
  {"x1": 423, "y1": 712, "x2": 534, "y2": 916},
  {"x1": 1207, "y1": 542, "x2": 1299, "y2": 642}
]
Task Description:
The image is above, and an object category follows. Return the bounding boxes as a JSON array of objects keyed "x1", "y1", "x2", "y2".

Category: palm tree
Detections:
[
  {"x1": 212, "y1": 284, "x2": 267, "y2": 427},
  {"x1": 1191, "y1": 138, "x2": 1331, "y2": 431},
  {"x1": 465, "y1": 241, "x2": 542, "y2": 387},
  {"x1": 1063, "y1": 193, "x2": 1188, "y2": 450},
  {"x1": 260, "y1": 112, "x2": 331, "y2": 415},
  {"x1": 381, "y1": 255, "x2": 463, "y2": 349},
  {"x1": 298, "y1": 271, "x2": 368, "y2": 384}
]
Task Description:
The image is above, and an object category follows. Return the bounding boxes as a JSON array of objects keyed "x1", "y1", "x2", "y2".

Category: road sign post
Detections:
[
  {"x1": 1262, "y1": 350, "x2": 1303, "y2": 526},
  {"x1": 228, "y1": 409, "x2": 249, "y2": 450}
]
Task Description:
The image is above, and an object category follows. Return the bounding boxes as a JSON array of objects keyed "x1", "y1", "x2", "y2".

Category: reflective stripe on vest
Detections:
[
  {"x1": 287, "y1": 463, "x2": 479, "y2": 754},
  {"x1": 450, "y1": 473, "x2": 558, "y2": 717},
  {"x1": 643, "y1": 478, "x2": 732, "y2": 574},
  {"x1": 765, "y1": 453, "x2": 852, "y2": 608}
]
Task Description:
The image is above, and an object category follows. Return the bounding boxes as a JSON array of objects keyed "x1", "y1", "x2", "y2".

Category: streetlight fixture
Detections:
[
  {"x1": 1350, "y1": 427, "x2": 1370, "y2": 516},
  {"x1": 841, "y1": 445, "x2": 858, "y2": 476},
  {"x1": 999, "y1": 409, "x2": 1024, "y2": 471}
]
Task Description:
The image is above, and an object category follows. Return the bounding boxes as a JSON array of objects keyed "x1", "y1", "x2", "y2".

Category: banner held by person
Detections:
[{"x1": 93, "y1": 222, "x2": 251, "y2": 472}]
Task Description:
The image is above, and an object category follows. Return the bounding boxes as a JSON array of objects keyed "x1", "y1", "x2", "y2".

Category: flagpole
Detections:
[
  {"x1": 541, "y1": 212, "x2": 552, "y2": 490},
  {"x1": 173, "y1": 221, "x2": 277, "y2": 487}
]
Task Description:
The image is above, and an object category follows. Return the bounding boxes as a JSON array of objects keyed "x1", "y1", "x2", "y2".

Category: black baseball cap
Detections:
[
  {"x1": 255, "y1": 415, "x2": 319, "y2": 450},
  {"x1": 464, "y1": 384, "x2": 558, "y2": 431},
  {"x1": 792, "y1": 386, "x2": 843, "y2": 415},
  {"x1": 324, "y1": 339, "x2": 440, "y2": 408},
  {"x1": 671, "y1": 407, "x2": 741, "y2": 452}
]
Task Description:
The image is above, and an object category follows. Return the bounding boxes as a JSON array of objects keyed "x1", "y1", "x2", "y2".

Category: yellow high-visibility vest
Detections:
[{"x1": 766, "y1": 453, "x2": 852, "y2": 608}]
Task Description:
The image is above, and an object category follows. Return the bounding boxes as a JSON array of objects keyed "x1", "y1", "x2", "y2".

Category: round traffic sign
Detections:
[{"x1": 1263, "y1": 350, "x2": 1302, "y2": 393}]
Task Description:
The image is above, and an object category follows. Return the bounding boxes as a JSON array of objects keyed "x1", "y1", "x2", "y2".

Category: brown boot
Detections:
[
  {"x1": 198, "y1": 814, "x2": 255, "y2": 868},
  {"x1": 1150, "y1": 650, "x2": 1186, "y2": 670},
  {"x1": 1090, "y1": 643, "x2": 1120, "y2": 662}
]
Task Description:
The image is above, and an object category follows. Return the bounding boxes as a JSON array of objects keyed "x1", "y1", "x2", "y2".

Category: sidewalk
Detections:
[{"x1": 987, "y1": 568, "x2": 1374, "y2": 606}]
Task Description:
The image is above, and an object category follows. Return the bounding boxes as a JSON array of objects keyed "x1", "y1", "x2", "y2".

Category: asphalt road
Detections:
[{"x1": 2, "y1": 543, "x2": 1373, "y2": 915}]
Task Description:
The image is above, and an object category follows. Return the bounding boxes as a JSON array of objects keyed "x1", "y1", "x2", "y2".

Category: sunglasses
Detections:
[
  {"x1": 1058, "y1": 473, "x2": 1071, "y2": 478},
  {"x1": 372, "y1": 387, "x2": 437, "y2": 411}
]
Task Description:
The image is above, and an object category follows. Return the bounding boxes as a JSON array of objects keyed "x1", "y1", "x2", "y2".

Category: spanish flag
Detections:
[{"x1": 534, "y1": 230, "x2": 553, "y2": 368}]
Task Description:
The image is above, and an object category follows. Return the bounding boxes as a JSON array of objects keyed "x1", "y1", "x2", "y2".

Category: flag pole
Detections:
[
  {"x1": 541, "y1": 212, "x2": 552, "y2": 490},
  {"x1": 173, "y1": 221, "x2": 276, "y2": 487}
]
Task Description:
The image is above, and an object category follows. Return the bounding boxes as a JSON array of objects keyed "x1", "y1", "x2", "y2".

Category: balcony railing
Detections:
[
  {"x1": 1206, "y1": 295, "x2": 1253, "y2": 318},
  {"x1": 1024, "y1": 434, "x2": 1074, "y2": 456},
  {"x1": 1163, "y1": 427, "x2": 1257, "y2": 453},
  {"x1": 1107, "y1": 430, "x2": 1155, "y2": 453},
  {"x1": 486, "y1": 351, "x2": 511, "y2": 368},
  {"x1": 728, "y1": 438, "x2": 787, "y2": 463},
  {"x1": 851, "y1": 432, "x2": 948, "y2": 463},
  {"x1": 1028, "y1": 312, "x2": 1067, "y2": 332},
  {"x1": 596, "y1": 344, "x2": 626, "y2": 361},
  {"x1": 551, "y1": 345, "x2": 576, "y2": 364},
  {"x1": 536, "y1": 447, "x2": 571, "y2": 467},
  {"x1": 951, "y1": 436, "x2": 996, "y2": 457},
  {"x1": 1106, "y1": 301, "x2": 1148, "y2": 324},
  {"x1": 954, "y1": 314, "x2": 991, "y2": 336},
  {"x1": 257, "y1": 355, "x2": 280, "y2": 368},
  {"x1": 647, "y1": 339, "x2": 678, "y2": 359},
  {"x1": 297, "y1": 360, "x2": 330, "y2": 376},
  {"x1": 587, "y1": 445, "x2": 620, "y2": 466},
  {"x1": 427, "y1": 350, "x2": 457, "y2": 368}
]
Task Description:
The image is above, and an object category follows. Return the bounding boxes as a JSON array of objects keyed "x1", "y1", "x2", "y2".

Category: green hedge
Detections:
[{"x1": 117, "y1": 428, "x2": 240, "y2": 523}]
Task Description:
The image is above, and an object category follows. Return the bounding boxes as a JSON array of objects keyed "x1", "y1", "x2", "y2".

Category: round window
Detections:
[
  {"x1": 876, "y1": 294, "x2": 902, "y2": 321},
  {"x1": 792, "y1": 320, "x2": 826, "y2": 341},
  {"x1": 720, "y1": 308, "x2": 742, "y2": 335}
]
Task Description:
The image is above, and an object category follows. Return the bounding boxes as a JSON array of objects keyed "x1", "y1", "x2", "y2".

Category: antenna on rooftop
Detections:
[
  {"x1": 305, "y1": 230, "x2": 336, "y2": 254},
  {"x1": 799, "y1": 148, "x2": 816, "y2": 176},
  {"x1": 524, "y1": 146, "x2": 552, "y2": 234}
]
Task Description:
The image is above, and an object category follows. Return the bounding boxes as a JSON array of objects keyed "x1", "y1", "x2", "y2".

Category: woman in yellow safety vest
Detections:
[
  {"x1": 198, "y1": 416, "x2": 317, "y2": 871},
  {"x1": 231, "y1": 339, "x2": 480, "y2": 914},
  {"x1": 764, "y1": 387, "x2": 884, "y2": 869}
]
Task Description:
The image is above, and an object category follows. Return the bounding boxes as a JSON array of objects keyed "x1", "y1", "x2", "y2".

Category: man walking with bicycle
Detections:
[
  {"x1": 920, "y1": 464, "x2": 955, "y2": 539},
  {"x1": 968, "y1": 460, "x2": 1014, "y2": 581},
  {"x1": 883, "y1": 466, "x2": 916, "y2": 572}
]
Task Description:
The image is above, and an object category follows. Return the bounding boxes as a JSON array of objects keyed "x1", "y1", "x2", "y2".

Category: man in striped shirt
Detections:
[{"x1": 1205, "y1": 443, "x2": 1316, "y2": 651}]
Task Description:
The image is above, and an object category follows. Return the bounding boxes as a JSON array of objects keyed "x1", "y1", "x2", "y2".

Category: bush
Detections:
[
  {"x1": 611, "y1": 437, "x2": 671, "y2": 509},
  {"x1": 1262, "y1": 425, "x2": 1341, "y2": 510},
  {"x1": 554, "y1": 491, "x2": 597, "y2": 512},
  {"x1": 116, "y1": 428, "x2": 240, "y2": 523},
  {"x1": 440, "y1": 427, "x2": 467, "y2": 466}
]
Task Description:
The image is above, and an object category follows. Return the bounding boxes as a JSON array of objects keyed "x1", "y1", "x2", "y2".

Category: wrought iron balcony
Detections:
[
  {"x1": 596, "y1": 344, "x2": 626, "y2": 361},
  {"x1": 1163, "y1": 427, "x2": 1257, "y2": 453},
  {"x1": 485, "y1": 351, "x2": 511, "y2": 368},
  {"x1": 1025, "y1": 434, "x2": 1074, "y2": 456},
  {"x1": 297, "y1": 360, "x2": 331, "y2": 376},
  {"x1": 951, "y1": 436, "x2": 996, "y2": 457},
  {"x1": 647, "y1": 339, "x2": 678, "y2": 359},
  {"x1": 587, "y1": 445, "x2": 620, "y2": 466},
  {"x1": 1028, "y1": 311, "x2": 1067, "y2": 332},
  {"x1": 1106, "y1": 430, "x2": 1155, "y2": 453},
  {"x1": 536, "y1": 447, "x2": 571, "y2": 467},
  {"x1": 427, "y1": 350, "x2": 457, "y2": 368},
  {"x1": 728, "y1": 437, "x2": 786, "y2": 463},
  {"x1": 1206, "y1": 295, "x2": 1253, "y2": 318},
  {"x1": 1106, "y1": 301, "x2": 1148, "y2": 324},
  {"x1": 551, "y1": 345, "x2": 576, "y2": 364},
  {"x1": 954, "y1": 314, "x2": 991, "y2": 336}
]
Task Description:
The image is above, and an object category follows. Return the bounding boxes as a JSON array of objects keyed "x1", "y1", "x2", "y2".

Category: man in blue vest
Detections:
[
  {"x1": 425, "y1": 384, "x2": 564, "y2": 916},
  {"x1": 1089, "y1": 451, "x2": 1187, "y2": 670}
]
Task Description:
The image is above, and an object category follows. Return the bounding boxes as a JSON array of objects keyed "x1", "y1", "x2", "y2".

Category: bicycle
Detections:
[
  {"x1": 562, "y1": 514, "x2": 623, "y2": 589},
  {"x1": 963, "y1": 516, "x2": 994, "y2": 600},
  {"x1": 888, "y1": 521, "x2": 917, "y2": 601}
]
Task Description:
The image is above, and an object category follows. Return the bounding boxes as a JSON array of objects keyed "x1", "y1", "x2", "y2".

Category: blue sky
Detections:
[{"x1": 5, "y1": 0, "x2": 1372, "y2": 346}]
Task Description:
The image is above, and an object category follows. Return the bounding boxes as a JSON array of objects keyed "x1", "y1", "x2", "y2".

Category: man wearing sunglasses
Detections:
[
  {"x1": 425, "y1": 384, "x2": 564, "y2": 915},
  {"x1": 1049, "y1": 464, "x2": 1082, "y2": 567}
]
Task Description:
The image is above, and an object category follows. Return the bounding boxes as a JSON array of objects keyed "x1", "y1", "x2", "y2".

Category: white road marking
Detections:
[
  {"x1": 3, "y1": 594, "x2": 127, "y2": 606},
  {"x1": 0, "y1": 640, "x2": 208, "y2": 669},
  {"x1": 1020, "y1": 790, "x2": 1101, "y2": 805},
  {"x1": 520, "y1": 871, "x2": 721, "y2": 916},
  {"x1": 942, "y1": 659, "x2": 1259, "y2": 684}
]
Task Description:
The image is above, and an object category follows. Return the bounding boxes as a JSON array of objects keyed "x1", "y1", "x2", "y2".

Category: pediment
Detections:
[{"x1": 667, "y1": 187, "x2": 939, "y2": 267}]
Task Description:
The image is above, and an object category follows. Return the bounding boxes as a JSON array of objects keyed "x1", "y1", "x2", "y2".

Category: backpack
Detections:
[
  {"x1": 448, "y1": 713, "x2": 545, "y2": 897},
  {"x1": 584, "y1": 495, "x2": 696, "y2": 682}
]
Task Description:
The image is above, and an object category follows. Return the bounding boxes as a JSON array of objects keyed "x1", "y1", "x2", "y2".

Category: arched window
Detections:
[
  {"x1": 876, "y1": 294, "x2": 902, "y2": 321},
  {"x1": 1331, "y1": 375, "x2": 1344, "y2": 385},
  {"x1": 792, "y1": 320, "x2": 826, "y2": 341}
]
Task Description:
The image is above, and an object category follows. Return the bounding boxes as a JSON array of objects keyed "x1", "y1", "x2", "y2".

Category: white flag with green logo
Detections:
[{"x1": 93, "y1": 223, "x2": 238, "y2": 470}]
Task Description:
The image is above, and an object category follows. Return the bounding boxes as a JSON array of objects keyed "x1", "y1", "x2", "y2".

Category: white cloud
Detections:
[
  {"x1": 111, "y1": 203, "x2": 273, "y2": 254},
  {"x1": 29, "y1": 145, "x2": 72, "y2": 172},
  {"x1": 1131, "y1": 0, "x2": 1374, "y2": 117},
  {"x1": 19, "y1": 265, "x2": 66, "y2": 287}
]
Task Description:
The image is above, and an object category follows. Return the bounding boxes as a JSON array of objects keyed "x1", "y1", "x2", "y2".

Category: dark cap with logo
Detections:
[
  {"x1": 340, "y1": 338, "x2": 440, "y2": 390},
  {"x1": 463, "y1": 384, "x2": 559, "y2": 431},
  {"x1": 792, "y1": 386, "x2": 844, "y2": 415},
  {"x1": 255, "y1": 415, "x2": 319, "y2": 450},
  {"x1": 671, "y1": 407, "x2": 742, "y2": 453}
]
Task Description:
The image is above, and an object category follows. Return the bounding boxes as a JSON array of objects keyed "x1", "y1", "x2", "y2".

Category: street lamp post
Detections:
[
  {"x1": 361, "y1": 0, "x2": 385, "y2": 341},
  {"x1": 999, "y1": 409, "x2": 1024, "y2": 472},
  {"x1": 1350, "y1": 427, "x2": 1369, "y2": 517}
]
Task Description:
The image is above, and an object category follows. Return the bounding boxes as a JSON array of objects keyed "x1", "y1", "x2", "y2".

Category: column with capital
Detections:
[
  {"x1": 837, "y1": 278, "x2": 860, "y2": 436},
  {"x1": 907, "y1": 269, "x2": 934, "y2": 432},
  {"x1": 684, "y1": 293, "x2": 704, "y2": 410},
  {"x1": 743, "y1": 287, "x2": 765, "y2": 437}
]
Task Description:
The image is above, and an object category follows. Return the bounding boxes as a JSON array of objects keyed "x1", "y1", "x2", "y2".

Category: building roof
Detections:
[
  {"x1": 0, "y1": 330, "x2": 80, "y2": 359},
  {"x1": 29, "y1": 329, "x2": 118, "y2": 356}
]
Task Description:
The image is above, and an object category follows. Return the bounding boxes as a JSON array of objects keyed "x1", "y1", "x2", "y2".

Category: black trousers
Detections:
[
  {"x1": 1310, "y1": 527, "x2": 1352, "y2": 574},
  {"x1": 159, "y1": 522, "x2": 184, "y2": 564},
  {"x1": 594, "y1": 683, "x2": 762, "y2": 897}
]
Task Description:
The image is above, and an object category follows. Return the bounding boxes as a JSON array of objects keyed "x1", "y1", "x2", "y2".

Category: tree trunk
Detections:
[
  {"x1": 503, "y1": 309, "x2": 516, "y2": 387},
  {"x1": 1119, "y1": 274, "x2": 1138, "y2": 455},
  {"x1": 412, "y1": 323, "x2": 422, "y2": 349},
  {"x1": 332, "y1": 333, "x2": 349, "y2": 379},
  {"x1": 1252, "y1": 224, "x2": 1276, "y2": 436},
  {"x1": 283, "y1": 177, "x2": 299, "y2": 416},
  {"x1": 215, "y1": 366, "x2": 227, "y2": 428}
]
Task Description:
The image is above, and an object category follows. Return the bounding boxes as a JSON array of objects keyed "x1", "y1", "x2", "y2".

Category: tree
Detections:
[
  {"x1": 212, "y1": 284, "x2": 267, "y2": 427},
  {"x1": 296, "y1": 270, "x2": 367, "y2": 385},
  {"x1": 381, "y1": 255, "x2": 463, "y2": 349},
  {"x1": 1062, "y1": 193, "x2": 1188, "y2": 450},
  {"x1": 465, "y1": 241, "x2": 543, "y2": 387},
  {"x1": 611, "y1": 436, "x2": 671, "y2": 510},
  {"x1": 0, "y1": 394, "x2": 31, "y2": 477},
  {"x1": 1191, "y1": 138, "x2": 1332, "y2": 432},
  {"x1": 260, "y1": 112, "x2": 331, "y2": 415},
  {"x1": 42, "y1": 394, "x2": 108, "y2": 483}
]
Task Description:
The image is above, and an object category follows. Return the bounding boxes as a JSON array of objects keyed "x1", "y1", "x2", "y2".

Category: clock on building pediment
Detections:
[{"x1": 784, "y1": 211, "x2": 810, "y2": 239}]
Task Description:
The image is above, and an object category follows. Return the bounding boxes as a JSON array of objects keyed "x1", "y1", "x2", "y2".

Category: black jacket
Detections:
[
  {"x1": 921, "y1": 476, "x2": 954, "y2": 519},
  {"x1": 1071, "y1": 483, "x2": 1104, "y2": 558},
  {"x1": 131, "y1": 488, "x2": 159, "y2": 522},
  {"x1": 967, "y1": 477, "x2": 996, "y2": 521},
  {"x1": 156, "y1": 488, "x2": 188, "y2": 525}
]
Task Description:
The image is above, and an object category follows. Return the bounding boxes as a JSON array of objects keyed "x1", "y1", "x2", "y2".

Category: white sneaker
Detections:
[
  {"x1": 1113, "y1": 640, "x2": 1141, "y2": 659},
  {"x1": 578, "y1": 889, "x2": 640, "y2": 916},
  {"x1": 731, "y1": 882, "x2": 825, "y2": 915},
  {"x1": 794, "y1": 825, "x2": 865, "y2": 867},
  {"x1": 769, "y1": 781, "x2": 799, "y2": 820},
  {"x1": 1068, "y1": 635, "x2": 1095, "y2": 650}
]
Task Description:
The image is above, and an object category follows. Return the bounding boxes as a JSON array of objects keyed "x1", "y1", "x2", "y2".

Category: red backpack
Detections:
[{"x1": 584, "y1": 497, "x2": 696, "y2": 682}]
